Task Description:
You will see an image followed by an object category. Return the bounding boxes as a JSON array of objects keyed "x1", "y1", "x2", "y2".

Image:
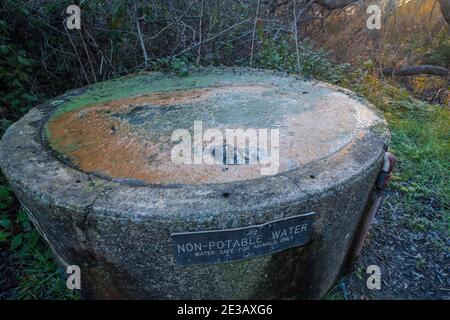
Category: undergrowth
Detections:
[
  {"x1": 347, "y1": 71, "x2": 449, "y2": 236},
  {"x1": 0, "y1": 175, "x2": 79, "y2": 299}
]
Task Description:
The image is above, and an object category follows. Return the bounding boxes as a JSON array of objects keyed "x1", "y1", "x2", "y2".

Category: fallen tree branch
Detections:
[
  {"x1": 315, "y1": 0, "x2": 360, "y2": 10},
  {"x1": 382, "y1": 65, "x2": 449, "y2": 78},
  {"x1": 439, "y1": 0, "x2": 450, "y2": 25}
]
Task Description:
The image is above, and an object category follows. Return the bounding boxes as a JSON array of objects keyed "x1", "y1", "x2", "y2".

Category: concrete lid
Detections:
[
  {"x1": 43, "y1": 68, "x2": 385, "y2": 185},
  {"x1": 0, "y1": 68, "x2": 389, "y2": 220}
]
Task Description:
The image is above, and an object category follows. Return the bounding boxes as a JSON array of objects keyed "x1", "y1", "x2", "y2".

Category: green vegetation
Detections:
[
  {"x1": 256, "y1": 37, "x2": 351, "y2": 83},
  {"x1": 348, "y1": 72, "x2": 449, "y2": 236},
  {"x1": 0, "y1": 17, "x2": 38, "y2": 136},
  {"x1": 323, "y1": 64, "x2": 449, "y2": 299},
  {"x1": 0, "y1": 176, "x2": 79, "y2": 299}
]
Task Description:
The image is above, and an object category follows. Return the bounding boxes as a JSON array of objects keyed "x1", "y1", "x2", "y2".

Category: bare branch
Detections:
[
  {"x1": 382, "y1": 65, "x2": 449, "y2": 78},
  {"x1": 134, "y1": 0, "x2": 149, "y2": 67},
  {"x1": 439, "y1": 0, "x2": 450, "y2": 24},
  {"x1": 250, "y1": 0, "x2": 261, "y2": 67},
  {"x1": 315, "y1": 0, "x2": 359, "y2": 10},
  {"x1": 173, "y1": 18, "x2": 253, "y2": 57}
]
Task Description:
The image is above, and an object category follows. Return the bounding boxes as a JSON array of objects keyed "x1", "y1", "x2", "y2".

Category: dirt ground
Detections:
[{"x1": 344, "y1": 190, "x2": 450, "y2": 300}]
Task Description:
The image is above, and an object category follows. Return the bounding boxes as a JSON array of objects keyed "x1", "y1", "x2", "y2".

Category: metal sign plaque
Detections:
[{"x1": 171, "y1": 212, "x2": 315, "y2": 266}]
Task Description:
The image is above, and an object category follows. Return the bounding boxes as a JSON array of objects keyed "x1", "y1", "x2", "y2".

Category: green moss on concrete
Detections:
[
  {"x1": 49, "y1": 70, "x2": 271, "y2": 119},
  {"x1": 44, "y1": 68, "x2": 334, "y2": 145},
  {"x1": 46, "y1": 68, "x2": 333, "y2": 119}
]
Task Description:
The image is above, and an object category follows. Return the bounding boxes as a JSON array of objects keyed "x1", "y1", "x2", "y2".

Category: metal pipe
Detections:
[{"x1": 344, "y1": 152, "x2": 395, "y2": 274}]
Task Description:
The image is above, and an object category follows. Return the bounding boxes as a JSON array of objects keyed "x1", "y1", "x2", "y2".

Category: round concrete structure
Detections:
[{"x1": 0, "y1": 68, "x2": 389, "y2": 299}]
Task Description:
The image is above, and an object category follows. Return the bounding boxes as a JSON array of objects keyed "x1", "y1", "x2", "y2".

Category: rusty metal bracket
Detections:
[{"x1": 344, "y1": 152, "x2": 395, "y2": 275}]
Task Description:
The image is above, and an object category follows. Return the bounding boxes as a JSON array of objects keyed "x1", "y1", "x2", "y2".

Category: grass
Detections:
[
  {"x1": 0, "y1": 175, "x2": 79, "y2": 299},
  {"x1": 389, "y1": 108, "x2": 449, "y2": 233},
  {"x1": 351, "y1": 74, "x2": 449, "y2": 237},
  {"x1": 322, "y1": 69, "x2": 449, "y2": 299}
]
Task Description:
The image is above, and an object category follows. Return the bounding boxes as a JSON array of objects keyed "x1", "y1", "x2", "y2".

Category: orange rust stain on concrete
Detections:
[
  {"x1": 46, "y1": 85, "x2": 275, "y2": 185},
  {"x1": 77, "y1": 84, "x2": 271, "y2": 114},
  {"x1": 46, "y1": 85, "x2": 371, "y2": 185},
  {"x1": 47, "y1": 104, "x2": 154, "y2": 182}
]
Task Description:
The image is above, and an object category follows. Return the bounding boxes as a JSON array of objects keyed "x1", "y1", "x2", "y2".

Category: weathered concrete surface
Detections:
[
  {"x1": 44, "y1": 72, "x2": 381, "y2": 185},
  {"x1": 0, "y1": 68, "x2": 389, "y2": 299}
]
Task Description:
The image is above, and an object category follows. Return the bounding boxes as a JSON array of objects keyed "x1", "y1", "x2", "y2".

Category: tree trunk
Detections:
[
  {"x1": 315, "y1": 0, "x2": 359, "y2": 10},
  {"x1": 382, "y1": 65, "x2": 449, "y2": 78},
  {"x1": 439, "y1": 0, "x2": 450, "y2": 25}
]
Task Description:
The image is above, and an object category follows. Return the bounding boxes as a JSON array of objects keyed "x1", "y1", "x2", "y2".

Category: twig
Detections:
[
  {"x1": 382, "y1": 65, "x2": 449, "y2": 78},
  {"x1": 173, "y1": 18, "x2": 253, "y2": 57},
  {"x1": 79, "y1": 30, "x2": 97, "y2": 82},
  {"x1": 134, "y1": 0, "x2": 149, "y2": 67},
  {"x1": 63, "y1": 22, "x2": 90, "y2": 85},
  {"x1": 197, "y1": 0, "x2": 204, "y2": 64},
  {"x1": 149, "y1": 23, "x2": 174, "y2": 40},
  {"x1": 249, "y1": 0, "x2": 261, "y2": 67},
  {"x1": 293, "y1": 1, "x2": 301, "y2": 74}
]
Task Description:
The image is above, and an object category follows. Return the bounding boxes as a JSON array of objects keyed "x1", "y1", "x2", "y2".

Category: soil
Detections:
[
  {"x1": 0, "y1": 250, "x2": 19, "y2": 299},
  {"x1": 344, "y1": 190, "x2": 450, "y2": 300}
]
